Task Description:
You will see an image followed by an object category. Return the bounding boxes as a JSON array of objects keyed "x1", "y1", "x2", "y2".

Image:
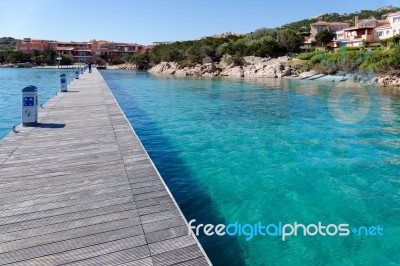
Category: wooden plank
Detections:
[
  {"x1": 152, "y1": 245, "x2": 205, "y2": 266},
  {"x1": 0, "y1": 68, "x2": 211, "y2": 265}
]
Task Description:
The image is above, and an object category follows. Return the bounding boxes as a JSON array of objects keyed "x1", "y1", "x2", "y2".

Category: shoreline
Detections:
[
  {"x1": 106, "y1": 57, "x2": 398, "y2": 88},
  {"x1": 2, "y1": 60, "x2": 399, "y2": 88},
  {"x1": 0, "y1": 63, "x2": 88, "y2": 69}
]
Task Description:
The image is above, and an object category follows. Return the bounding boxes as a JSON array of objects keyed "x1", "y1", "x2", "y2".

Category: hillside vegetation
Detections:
[
  {"x1": 0, "y1": 37, "x2": 18, "y2": 50},
  {"x1": 115, "y1": 6, "x2": 400, "y2": 71},
  {"x1": 293, "y1": 45, "x2": 400, "y2": 75},
  {"x1": 115, "y1": 28, "x2": 304, "y2": 68}
]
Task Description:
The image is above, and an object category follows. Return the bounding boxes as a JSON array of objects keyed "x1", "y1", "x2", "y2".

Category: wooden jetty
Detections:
[{"x1": 0, "y1": 68, "x2": 211, "y2": 265}]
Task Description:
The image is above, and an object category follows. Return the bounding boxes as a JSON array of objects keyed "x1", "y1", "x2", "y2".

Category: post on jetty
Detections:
[{"x1": 0, "y1": 68, "x2": 211, "y2": 265}]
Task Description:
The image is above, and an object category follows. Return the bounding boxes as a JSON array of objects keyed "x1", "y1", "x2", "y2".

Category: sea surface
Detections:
[
  {"x1": 101, "y1": 70, "x2": 400, "y2": 266},
  {"x1": 1, "y1": 68, "x2": 399, "y2": 265},
  {"x1": 0, "y1": 68, "x2": 77, "y2": 139}
]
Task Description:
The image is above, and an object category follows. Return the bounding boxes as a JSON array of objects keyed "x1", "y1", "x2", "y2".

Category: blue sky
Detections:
[{"x1": 0, "y1": 0, "x2": 399, "y2": 44}]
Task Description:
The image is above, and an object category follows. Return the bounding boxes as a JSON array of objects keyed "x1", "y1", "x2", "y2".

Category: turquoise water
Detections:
[
  {"x1": 0, "y1": 69, "x2": 399, "y2": 265},
  {"x1": 0, "y1": 68, "x2": 76, "y2": 139},
  {"x1": 101, "y1": 70, "x2": 400, "y2": 266}
]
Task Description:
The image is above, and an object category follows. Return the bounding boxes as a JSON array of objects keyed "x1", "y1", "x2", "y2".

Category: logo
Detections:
[
  {"x1": 328, "y1": 81, "x2": 371, "y2": 124},
  {"x1": 318, "y1": 47, "x2": 375, "y2": 125},
  {"x1": 188, "y1": 219, "x2": 383, "y2": 241}
]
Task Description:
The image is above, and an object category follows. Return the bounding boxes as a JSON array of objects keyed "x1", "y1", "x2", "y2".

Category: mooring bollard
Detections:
[
  {"x1": 60, "y1": 74, "x2": 67, "y2": 92},
  {"x1": 75, "y1": 68, "x2": 79, "y2": 79},
  {"x1": 80, "y1": 67, "x2": 84, "y2": 74},
  {"x1": 22, "y1": 85, "x2": 38, "y2": 127}
]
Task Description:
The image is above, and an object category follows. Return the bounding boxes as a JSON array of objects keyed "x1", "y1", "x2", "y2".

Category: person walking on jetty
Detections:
[{"x1": 88, "y1": 63, "x2": 92, "y2": 73}]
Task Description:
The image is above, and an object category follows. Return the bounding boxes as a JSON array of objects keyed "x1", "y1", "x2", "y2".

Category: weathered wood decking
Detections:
[{"x1": 0, "y1": 68, "x2": 211, "y2": 265}]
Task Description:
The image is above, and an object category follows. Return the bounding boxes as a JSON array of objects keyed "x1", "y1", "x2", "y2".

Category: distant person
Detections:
[{"x1": 88, "y1": 63, "x2": 92, "y2": 73}]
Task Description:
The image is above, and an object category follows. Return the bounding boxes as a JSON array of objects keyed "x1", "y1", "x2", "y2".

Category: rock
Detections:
[
  {"x1": 201, "y1": 63, "x2": 217, "y2": 74},
  {"x1": 212, "y1": 70, "x2": 221, "y2": 76},
  {"x1": 243, "y1": 56, "x2": 272, "y2": 65},
  {"x1": 219, "y1": 54, "x2": 234, "y2": 68},
  {"x1": 377, "y1": 74, "x2": 400, "y2": 87},
  {"x1": 202, "y1": 73, "x2": 214, "y2": 77},
  {"x1": 148, "y1": 55, "x2": 296, "y2": 79},
  {"x1": 243, "y1": 66, "x2": 277, "y2": 78},
  {"x1": 149, "y1": 62, "x2": 178, "y2": 74},
  {"x1": 175, "y1": 69, "x2": 188, "y2": 76},
  {"x1": 109, "y1": 63, "x2": 139, "y2": 70},
  {"x1": 242, "y1": 56, "x2": 291, "y2": 78},
  {"x1": 298, "y1": 70, "x2": 317, "y2": 78},
  {"x1": 164, "y1": 68, "x2": 176, "y2": 75},
  {"x1": 220, "y1": 66, "x2": 244, "y2": 77},
  {"x1": 281, "y1": 66, "x2": 293, "y2": 77}
]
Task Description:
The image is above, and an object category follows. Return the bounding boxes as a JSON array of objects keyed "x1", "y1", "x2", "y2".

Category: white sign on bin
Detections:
[
  {"x1": 22, "y1": 85, "x2": 38, "y2": 127},
  {"x1": 60, "y1": 74, "x2": 67, "y2": 92}
]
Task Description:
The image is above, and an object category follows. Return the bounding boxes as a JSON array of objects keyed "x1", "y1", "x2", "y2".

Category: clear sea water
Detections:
[
  {"x1": 0, "y1": 68, "x2": 77, "y2": 139},
  {"x1": 1, "y1": 68, "x2": 399, "y2": 265},
  {"x1": 101, "y1": 70, "x2": 400, "y2": 266}
]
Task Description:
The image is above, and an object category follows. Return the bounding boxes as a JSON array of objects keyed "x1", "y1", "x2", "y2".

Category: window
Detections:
[
  {"x1": 317, "y1": 26, "x2": 324, "y2": 33},
  {"x1": 378, "y1": 31, "x2": 384, "y2": 37},
  {"x1": 387, "y1": 30, "x2": 390, "y2": 35},
  {"x1": 394, "y1": 30, "x2": 397, "y2": 35},
  {"x1": 393, "y1": 17, "x2": 400, "y2": 23}
]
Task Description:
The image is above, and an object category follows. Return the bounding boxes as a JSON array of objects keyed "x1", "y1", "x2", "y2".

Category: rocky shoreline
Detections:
[
  {"x1": 143, "y1": 56, "x2": 400, "y2": 88},
  {"x1": 0, "y1": 62, "x2": 36, "y2": 68},
  {"x1": 106, "y1": 63, "x2": 139, "y2": 70},
  {"x1": 148, "y1": 55, "x2": 298, "y2": 79},
  {"x1": 2, "y1": 59, "x2": 399, "y2": 87},
  {"x1": 376, "y1": 75, "x2": 400, "y2": 87}
]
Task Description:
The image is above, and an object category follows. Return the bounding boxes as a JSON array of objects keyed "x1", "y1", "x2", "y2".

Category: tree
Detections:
[
  {"x1": 246, "y1": 28, "x2": 277, "y2": 40},
  {"x1": 60, "y1": 55, "x2": 72, "y2": 65},
  {"x1": 128, "y1": 52, "x2": 150, "y2": 69},
  {"x1": 254, "y1": 36, "x2": 280, "y2": 57},
  {"x1": 0, "y1": 37, "x2": 19, "y2": 50},
  {"x1": 185, "y1": 45, "x2": 203, "y2": 63},
  {"x1": 4, "y1": 51, "x2": 30, "y2": 63},
  {"x1": 42, "y1": 49, "x2": 56, "y2": 65},
  {"x1": 315, "y1": 29, "x2": 334, "y2": 47},
  {"x1": 277, "y1": 29, "x2": 304, "y2": 53}
]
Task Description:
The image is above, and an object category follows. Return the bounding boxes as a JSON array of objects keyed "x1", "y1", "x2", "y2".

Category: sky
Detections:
[{"x1": 1, "y1": 0, "x2": 399, "y2": 45}]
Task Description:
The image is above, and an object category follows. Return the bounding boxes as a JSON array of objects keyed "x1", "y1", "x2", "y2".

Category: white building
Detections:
[{"x1": 375, "y1": 11, "x2": 400, "y2": 40}]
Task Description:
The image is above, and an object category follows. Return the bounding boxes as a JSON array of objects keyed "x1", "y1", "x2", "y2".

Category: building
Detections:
[
  {"x1": 211, "y1": 32, "x2": 245, "y2": 38},
  {"x1": 16, "y1": 38, "x2": 50, "y2": 55},
  {"x1": 308, "y1": 21, "x2": 350, "y2": 44},
  {"x1": 152, "y1": 41, "x2": 172, "y2": 45},
  {"x1": 91, "y1": 40, "x2": 144, "y2": 60},
  {"x1": 48, "y1": 41, "x2": 93, "y2": 63},
  {"x1": 334, "y1": 17, "x2": 389, "y2": 47},
  {"x1": 375, "y1": 11, "x2": 400, "y2": 40},
  {"x1": 16, "y1": 39, "x2": 144, "y2": 63},
  {"x1": 300, "y1": 32, "x2": 312, "y2": 49}
]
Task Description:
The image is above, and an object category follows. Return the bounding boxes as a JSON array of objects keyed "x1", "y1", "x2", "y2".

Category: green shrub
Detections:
[
  {"x1": 296, "y1": 51, "x2": 318, "y2": 60},
  {"x1": 342, "y1": 46, "x2": 361, "y2": 51},
  {"x1": 313, "y1": 62, "x2": 337, "y2": 74},
  {"x1": 310, "y1": 53, "x2": 327, "y2": 64}
]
